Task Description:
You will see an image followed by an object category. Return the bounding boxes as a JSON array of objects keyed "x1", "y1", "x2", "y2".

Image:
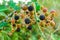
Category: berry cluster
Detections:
[{"x1": 0, "y1": 1, "x2": 57, "y2": 40}]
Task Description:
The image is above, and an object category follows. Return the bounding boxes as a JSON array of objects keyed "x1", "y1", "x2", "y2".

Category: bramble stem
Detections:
[{"x1": 33, "y1": 2, "x2": 47, "y2": 40}]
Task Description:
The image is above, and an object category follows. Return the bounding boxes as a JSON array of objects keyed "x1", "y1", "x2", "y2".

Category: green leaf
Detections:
[
  {"x1": 8, "y1": 0, "x2": 16, "y2": 8},
  {"x1": 51, "y1": 34, "x2": 60, "y2": 40},
  {"x1": 0, "y1": 32, "x2": 4, "y2": 40},
  {"x1": 12, "y1": 33, "x2": 18, "y2": 40},
  {"x1": 2, "y1": 31, "x2": 11, "y2": 40},
  {"x1": 0, "y1": 22, "x2": 8, "y2": 29},
  {"x1": 8, "y1": 1, "x2": 20, "y2": 11},
  {"x1": 35, "y1": 2, "x2": 41, "y2": 12},
  {"x1": 32, "y1": 0, "x2": 37, "y2": 2},
  {"x1": 14, "y1": 6, "x2": 20, "y2": 10},
  {"x1": 0, "y1": 5, "x2": 8, "y2": 12},
  {"x1": 0, "y1": 12, "x2": 6, "y2": 17},
  {"x1": 29, "y1": 35, "x2": 37, "y2": 40}
]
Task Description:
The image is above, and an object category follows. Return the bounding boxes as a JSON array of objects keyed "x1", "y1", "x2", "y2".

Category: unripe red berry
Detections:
[
  {"x1": 43, "y1": 8, "x2": 48, "y2": 13},
  {"x1": 50, "y1": 10, "x2": 56, "y2": 17},
  {"x1": 50, "y1": 10, "x2": 56, "y2": 13},
  {"x1": 11, "y1": 18, "x2": 15, "y2": 24}
]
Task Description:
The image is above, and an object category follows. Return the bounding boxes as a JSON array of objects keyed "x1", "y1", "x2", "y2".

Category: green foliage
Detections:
[
  {"x1": 0, "y1": 22, "x2": 8, "y2": 29},
  {"x1": 35, "y1": 2, "x2": 41, "y2": 12},
  {"x1": 0, "y1": 5, "x2": 8, "y2": 12},
  {"x1": 0, "y1": 12, "x2": 6, "y2": 17}
]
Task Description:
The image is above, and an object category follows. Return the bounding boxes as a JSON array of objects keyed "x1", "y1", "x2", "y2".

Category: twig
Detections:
[{"x1": 33, "y1": 2, "x2": 47, "y2": 40}]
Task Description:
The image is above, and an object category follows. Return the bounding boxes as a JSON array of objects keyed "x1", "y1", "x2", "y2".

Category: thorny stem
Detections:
[{"x1": 33, "y1": 2, "x2": 47, "y2": 40}]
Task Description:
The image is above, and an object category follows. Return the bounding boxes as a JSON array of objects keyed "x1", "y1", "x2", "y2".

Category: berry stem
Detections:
[{"x1": 33, "y1": 2, "x2": 47, "y2": 40}]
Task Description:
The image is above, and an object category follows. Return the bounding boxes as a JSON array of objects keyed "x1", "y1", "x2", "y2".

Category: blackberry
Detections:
[
  {"x1": 28, "y1": 6, "x2": 34, "y2": 11},
  {"x1": 25, "y1": 18, "x2": 30, "y2": 24},
  {"x1": 14, "y1": 15, "x2": 19, "y2": 20},
  {"x1": 39, "y1": 15, "x2": 45, "y2": 20},
  {"x1": 16, "y1": 28, "x2": 20, "y2": 32},
  {"x1": 27, "y1": 25, "x2": 32, "y2": 30}
]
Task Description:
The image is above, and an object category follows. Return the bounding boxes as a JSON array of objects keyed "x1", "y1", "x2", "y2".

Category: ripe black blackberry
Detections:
[
  {"x1": 27, "y1": 25, "x2": 32, "y2": 30},
  {"x1": 28, "y1": 6, "x2": 34, "y2": 11},
  {"x1": 14, "y1": 15, "x2": 19, "y2": 20},
  {"x1": 39, "y1": 15, "x2": 45, "y2": 20},
  {"x1": 25, "y1": 18, "x2": 30, "y2": 24},
  {"x1": 16, "y1": 28, "x2": 20, "y2": 32}
]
